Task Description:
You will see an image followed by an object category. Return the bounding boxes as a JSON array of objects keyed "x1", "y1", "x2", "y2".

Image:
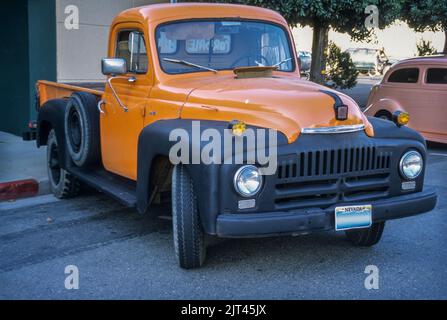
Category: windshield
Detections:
[{"x1": 156, "y1": 20, "x2": 295, "y2": 74}]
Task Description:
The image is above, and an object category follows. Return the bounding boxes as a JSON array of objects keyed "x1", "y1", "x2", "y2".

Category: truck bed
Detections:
[
  {"x1": 37, "y1": 80, "x2": 105, "y2": 107},
  {"x1": 68, "y1": 82, "x2": 105, "y2": 91}
]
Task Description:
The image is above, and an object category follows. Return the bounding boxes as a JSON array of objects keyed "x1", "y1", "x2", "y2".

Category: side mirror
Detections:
[
  {"x1": 101, "y1": 58, "x2": 126, "y2": 76},
  {"x1": 297, "y1": 56, "x2": 302, "y2": 71}
]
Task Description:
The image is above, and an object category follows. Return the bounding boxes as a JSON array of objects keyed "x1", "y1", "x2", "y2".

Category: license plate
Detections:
[{"x1": 335, "y1": 205, "x2": 372, "y2": 231}]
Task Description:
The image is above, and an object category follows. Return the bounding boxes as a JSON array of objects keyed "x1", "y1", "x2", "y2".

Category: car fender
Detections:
[
  {"x1": 136, "y1": 119, "x2": 287, "y2": 234},
  {"x1": 37, "y1": 98, "x2": 70, "y2": 169},
  {"x1": 365, "y1": 98, "x2": 405, "y2": 117},
  {"x1": 367, "y1": 116, "x2": 426, "y2": 147}
]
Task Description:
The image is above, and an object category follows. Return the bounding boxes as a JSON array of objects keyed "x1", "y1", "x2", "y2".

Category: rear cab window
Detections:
[{"x1": 425, "y1": 68, "x2": 447, "y2": 84}]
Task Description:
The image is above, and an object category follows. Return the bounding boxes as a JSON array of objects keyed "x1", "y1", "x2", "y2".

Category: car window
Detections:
[
  {"x1": 426, "y1": 68, "x2": 447, "y2": 84},
  {"x1": 116, "y1": 30, "x2": 148, "y2": 74},
  {"x1": 156, "y1": 20, "x2": 294, "y2": 74},
  {"x1": 388, "y1": 68, "x2": 419, "y2": 83}
]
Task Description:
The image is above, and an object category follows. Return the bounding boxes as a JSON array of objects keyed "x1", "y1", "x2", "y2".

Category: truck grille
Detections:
[{"x1": 275, "y1": 147, "x2": 392, "y2": 210}]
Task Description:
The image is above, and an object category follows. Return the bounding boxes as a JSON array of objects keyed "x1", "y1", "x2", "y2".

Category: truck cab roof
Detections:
[{"x1": 114, "y1": 3, "x2": 287, "y2": 25}]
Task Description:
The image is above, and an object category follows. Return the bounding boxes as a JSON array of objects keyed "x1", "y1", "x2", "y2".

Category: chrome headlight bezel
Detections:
[
  {"x1": 233, "y1": 165, "x2": 263, "y2": 197},
  {"x1": 399, "y1": 150, "x2": 423, "y2": 180}
]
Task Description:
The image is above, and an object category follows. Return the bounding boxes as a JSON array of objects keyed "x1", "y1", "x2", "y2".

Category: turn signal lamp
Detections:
[
  {"x1": 229, "y1": 120, "x2": 247, "y2": 136},
  {"x1": 393, "y1": 111, "x2": 410, "y2": 127}
]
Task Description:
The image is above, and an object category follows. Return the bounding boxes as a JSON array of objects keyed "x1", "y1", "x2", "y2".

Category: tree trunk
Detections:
[
  {"x1": 443, "y1": 29, "x2": 447, "y2": 54},
  {"x1": 310, "y1": 24, "x2": 329, "y2": 84}
]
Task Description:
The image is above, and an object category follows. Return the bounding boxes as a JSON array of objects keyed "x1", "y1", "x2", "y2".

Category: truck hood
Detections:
[{"x1": 178, "y1": 75, "x2": 373, "y2": 143}]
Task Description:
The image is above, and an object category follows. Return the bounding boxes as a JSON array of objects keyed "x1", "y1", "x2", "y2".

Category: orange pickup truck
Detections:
[{"x1": 35, "y1": 3, "x2": 436, "y2": 269}]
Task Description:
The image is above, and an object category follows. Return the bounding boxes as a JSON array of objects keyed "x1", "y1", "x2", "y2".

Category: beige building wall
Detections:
[
  {"x1": 292, "y1": 21, "x2": 445, "y2": 60},
  {"x1": 56, "y1": 0, "x2": 168, "y2": 83}
]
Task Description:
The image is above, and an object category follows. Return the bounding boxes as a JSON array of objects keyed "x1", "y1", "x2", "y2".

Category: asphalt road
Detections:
[{"x1": 0, "y1": 143, "x2": 446, "y2": 300}]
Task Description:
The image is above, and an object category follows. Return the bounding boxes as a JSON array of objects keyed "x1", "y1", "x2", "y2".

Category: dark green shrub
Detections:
[{"x1": 325, "y1": 42, "x2": 359, "y2": 89}]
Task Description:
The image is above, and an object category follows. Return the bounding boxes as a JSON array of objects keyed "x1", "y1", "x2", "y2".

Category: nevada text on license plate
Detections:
[{"x1": 335, "y1": 205, "x2": 372, "y2": 231}]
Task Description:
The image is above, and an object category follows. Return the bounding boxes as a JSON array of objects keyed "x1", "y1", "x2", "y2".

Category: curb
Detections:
[
  {"x1": 0, "y1": 178, "x2": 50, "y2": 202},
  {"x1": 37, "y1": 179, "x2": 51, "y2": 196}
]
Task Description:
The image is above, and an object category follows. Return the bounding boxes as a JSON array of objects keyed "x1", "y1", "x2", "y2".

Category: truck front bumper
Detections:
[{"x1": 216, "y1": 187, "x2": 437, "y2": 238}]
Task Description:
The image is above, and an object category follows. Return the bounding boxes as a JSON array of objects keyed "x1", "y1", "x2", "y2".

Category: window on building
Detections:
[
  {"x1": 426, "y1": 68, "x2": 447, "y2": 84},
  {"x1": 116, "y1": 30, "x2": 148, "y2": 74},
  {"x1": 388, "y1": 68, "x2": 419, "y2": 83}
]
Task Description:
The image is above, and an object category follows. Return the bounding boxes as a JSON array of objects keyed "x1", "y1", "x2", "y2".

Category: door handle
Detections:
[
  {"x1": 149, "y1": 111, "x2": 156, "y2": 116},
  {"x1": 107, "y1": 76, "x2": 131, "y2": 112},
  {"x1": 97, "y1": 100, "x2": 106, "y2": 114}
]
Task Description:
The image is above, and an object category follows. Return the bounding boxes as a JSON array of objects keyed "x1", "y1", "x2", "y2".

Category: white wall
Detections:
[
  {"x1": 56, "y1": 0, "x2": 167, "y2": 83},
  {"x1": 292, "y1": 21, "x2": 445, "y2": 60}
]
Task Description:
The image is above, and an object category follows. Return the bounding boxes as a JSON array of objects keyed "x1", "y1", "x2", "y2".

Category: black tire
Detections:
[
  {"x1": 64, "y1": 92, "x2": 100, "y2": 167},
  {"x1": 172, "y1": 165, "x2": 206, "y2": 269},
  {"x1": 345, "y1": 222, "x2": 385, "y2": 247},
  {"x1": 374, "y1": 110, "x2": 392, "y2": 121},
  {"x1": 47, "y1": 129, "x2": 80, "y2": 199}
]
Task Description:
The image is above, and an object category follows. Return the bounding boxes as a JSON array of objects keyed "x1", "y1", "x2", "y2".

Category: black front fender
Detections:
[
  {"x1": 136, "y1": 119, "x2": 231, "y2": 233},
  {"x1": 136, "y1": 119, "x2": 286, "y2": 234}
]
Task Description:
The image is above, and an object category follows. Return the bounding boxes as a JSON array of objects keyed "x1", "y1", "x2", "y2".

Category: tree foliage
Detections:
[
  {"x1": 416, "y1": 39, "x2": 438, "y2": 56},
  {"x1": 202, "y1": 0, "x2": 402, "y2": 40},
  {"x1": 325, "y1": 42, "x2": 359, "y2": 89},
  {"x1": 402, "y1": 0, "x2": 447, "y2": 53},
  {"x1": 402, "y1": 0, "x2": 447, "y2": 32}
]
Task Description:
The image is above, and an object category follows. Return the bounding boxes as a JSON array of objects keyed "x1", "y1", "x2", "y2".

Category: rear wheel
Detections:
[
  {"x1": 345, "y1": 222, "x2": 385, "y2": 247},
  {"x1": 47, "y1": 129, "x2": 80, "y2": 199},
  {"x1": 172, "y1": 165, "x2": 206, "y2": 269}
]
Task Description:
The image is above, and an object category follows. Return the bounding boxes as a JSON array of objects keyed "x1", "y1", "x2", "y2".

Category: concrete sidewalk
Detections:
[{"x1": 0, "y1": 131, "x2": 49, "y2": 195}]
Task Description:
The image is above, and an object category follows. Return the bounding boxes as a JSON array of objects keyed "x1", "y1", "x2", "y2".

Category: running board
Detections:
[{"x1": 67, "y1": 166, "x2": 137, "y2": 208}]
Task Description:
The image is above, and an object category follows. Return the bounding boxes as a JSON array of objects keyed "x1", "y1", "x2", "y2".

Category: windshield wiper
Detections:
[
  {"x1": 163, "y1": 58, "x2": 218, "y2": 73},
  {"x1": 272, "y1": 58, "x2": 293, "y2": 67}
]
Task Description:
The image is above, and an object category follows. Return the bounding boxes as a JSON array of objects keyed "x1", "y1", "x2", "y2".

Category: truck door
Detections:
[{"x1": 101, "y1": 24, "x2": 152, "y2": 180}]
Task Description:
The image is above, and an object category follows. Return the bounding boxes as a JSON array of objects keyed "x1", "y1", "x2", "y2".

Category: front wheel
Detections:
[
  {"x1": 374, "y1": 110, "x2": 392, "y2": 121},
  {"x1": 172, "y1": 165, "x2": 206, "y2": 269},
  {"x1": 345, "y1": 222, "x2": 385, "y2": 247}
]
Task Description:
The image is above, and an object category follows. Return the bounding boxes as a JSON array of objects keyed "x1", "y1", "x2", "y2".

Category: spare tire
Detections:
[{"x1": 64, "y1": 92, "x2": 101, "y2": 167}]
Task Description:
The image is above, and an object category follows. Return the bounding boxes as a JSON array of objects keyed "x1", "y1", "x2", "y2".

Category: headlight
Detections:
[
  {"x1": 399, "y1": 150, "x2": 423, "y2": 180},
  {"x1": 233, "y1": 165, "x2": 263, "y2": 197}
]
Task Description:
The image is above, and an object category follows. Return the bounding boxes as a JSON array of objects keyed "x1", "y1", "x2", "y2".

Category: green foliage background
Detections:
[
  {"x1": 402, "y1": 0, "x2": 447, "y2": 53},
  {"x1": 192, "y1": 0, "x2": 402, "y2": 41},
  {"x1": 325, "y1": 41, "x2": 359, "y2": 89},
  {"x1": 416, "y1": 39, "x2": 438, "y2": 56}
]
